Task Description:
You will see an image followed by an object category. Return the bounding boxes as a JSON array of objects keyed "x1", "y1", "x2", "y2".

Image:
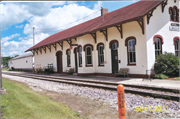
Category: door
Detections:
[
  {"x1": 111, "y1": 42, "x2": 118, "y2": 73},
  {"x1": 74, "y1": 48, "x2": 78, "y2": 73},
  {"x1": 56, "y1": 51, "x2": 63, "y2": 73}
]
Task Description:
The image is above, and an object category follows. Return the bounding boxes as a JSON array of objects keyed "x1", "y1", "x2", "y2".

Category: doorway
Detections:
[
  {"x1": 111, "y1": 42, "x2": 118, "y2": 73},
  {"x1": 56, "y1": 51, "x2": 63, "y2": 73},
  {"x1": 74, "y1": 48, "x2": 78, "y2": 73}
]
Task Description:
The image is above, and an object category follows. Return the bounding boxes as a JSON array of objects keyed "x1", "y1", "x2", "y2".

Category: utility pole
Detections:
[
  {"x1": 32, "y1": 27, "x2": 35, "y2": 69},
  {"x1": 33, "y1": 27, "x2": 35, "y2": 46},
  {"x1": 0, "y1": 39, "x2": 6, "y2": 95}
]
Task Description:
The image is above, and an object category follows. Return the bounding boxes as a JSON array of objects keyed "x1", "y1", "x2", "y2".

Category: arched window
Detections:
[
  {"x1": 127, "y1": 39, "x2": 136, "y2": 64},
  {"x1": 97, "y1": 42, "x2": 104, "y2": 66},
  {"x1": 169, "y1": 8, "x2": 174, "y2": 21},
  {"x1": 154, "y1": 37, "x2": 162, "y2": 59},
  {"x1": 98, "y1": 45, "x2": 104, "y2": 65},
  {"x1": 174, "y1": 8, "x2": 177, "y2": 21},
  {"x1": 78, "y1": 46, "x2": 82, "y2": 66},
  {"x1": 174, "y1": 39, "x2": 179, "y2": 56},
  {"x1": 66, "y1": 49, "x2": 71, "y2": 67},
  {"x1": 86, "y1": 46, "x2": 92, "y2": 65},
  {"x1": 125, "y1": 37, "x2": 136, "y2": 65},
  {"x1": 83, "y1": 44, "x2": 93, "y2": 66}
]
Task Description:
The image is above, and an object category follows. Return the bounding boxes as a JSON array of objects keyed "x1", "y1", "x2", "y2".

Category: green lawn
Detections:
[
  {"x1": 169, "y1": 77, "x2": 180, "y2": 80},
  {"x1": 0, "y1": 78, "x2": 80, "y2": 119},
  {"x1": 1, "y1": 68, "x2": 9, "y2": 71}
]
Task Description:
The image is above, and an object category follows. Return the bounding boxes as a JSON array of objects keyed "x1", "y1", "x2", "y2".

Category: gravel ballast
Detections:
[{"x1": 2, "y1": 74, "x2": 180, "y2": 118}]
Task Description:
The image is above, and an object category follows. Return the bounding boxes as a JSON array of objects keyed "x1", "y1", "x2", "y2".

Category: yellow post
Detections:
[{"x1": 117, "y1": 84, "x2": 126, "y2": 119}]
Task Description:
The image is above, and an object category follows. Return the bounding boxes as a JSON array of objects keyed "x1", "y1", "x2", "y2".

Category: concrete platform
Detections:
[{"x1": 2, "y1": 71, "x2": 180, "y2": 90}]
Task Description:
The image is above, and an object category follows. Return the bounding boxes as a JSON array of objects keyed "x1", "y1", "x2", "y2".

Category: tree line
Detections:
[{"x1": 1, "y1": 55, "x2": 19, "y2": 67}]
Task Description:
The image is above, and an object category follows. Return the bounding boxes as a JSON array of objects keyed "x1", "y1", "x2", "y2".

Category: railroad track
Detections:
[{"x1": 2, "y1": 72, "x2": 180, "y2": 102}]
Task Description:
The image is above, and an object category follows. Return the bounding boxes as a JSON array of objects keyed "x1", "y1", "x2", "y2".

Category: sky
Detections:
[{"x1": 0, "y1": 1, "x2": 139, "y2": 57}]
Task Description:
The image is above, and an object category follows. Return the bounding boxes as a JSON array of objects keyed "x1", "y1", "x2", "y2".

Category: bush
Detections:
[
  {"x1": 151, "y1": 73, "x2": 169, "y2": 79},
  {"x1": 153, "y1": 52, "x2": 179, "y2": 78}
]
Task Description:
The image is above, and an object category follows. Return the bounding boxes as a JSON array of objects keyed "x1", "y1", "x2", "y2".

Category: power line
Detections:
[{"x1": 35, "y1": 9, "x2": 101, "y2": 32}]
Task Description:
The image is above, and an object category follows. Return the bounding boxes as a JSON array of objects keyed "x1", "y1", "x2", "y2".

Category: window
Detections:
[
  {"x1": 26, "y1": 60, "x2": 28, "y2": 63},
  {"x1": 78, "y1": 47, "x2": 82, "y2": 66},
  {"x1": 128, "y1": 39, "x2": 136, "y2": 64},
  {"x1": 66, "y1": 49, "x2": 71, "y2": 66},
  {"x1": 112, "y1": 42, "x2": 118, "y2": 50},
  {"x1": 174, "y1": 8, "x2": 177, "y2": 21},
  {"x1": 169, "y1": 9, "x2": 174, "y2": 21},
  {"x1": 154, "y1": 37, "x2": 162, "y2": 59},
  {"x1": 98, "y1": 45, "x2": 104, "y2": 65},
  {"x1": 86, "y1": 46, "x2": 92, "y2": 65},
  {"x1": 174, "y1": 39, "x2": 179, "y2": 56},
  {"x1": 169, "y1": 6, "x2": 179, "y2": 22}
]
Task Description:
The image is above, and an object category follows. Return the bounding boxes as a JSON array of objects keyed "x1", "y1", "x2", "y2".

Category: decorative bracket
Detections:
[
  {"x1": 42, "y1": 46, "x2": 46, "y2": 53},
  {"x1": 100, "y1": 29, "x2": 108, "y2": 41},
  {"x1": 74, "y1": 38, "x2": 77, "y2": 41},
  {"x1": 161, "y1": 0, "x2": 167, "y2": 13},
  {"x1": 66, "y1": 39, "x2": 78, "y2": 46},
  {"x1": 52, "y1": 43, "x2": 57, "y2": 51},
  {"x1": 38, "y1": 48, "x2": 42, "y2": 54},
  {"x1": 137, "y1": 17, "x2": 144, "y2": 35},
  {"x1": 58, "y1": 41, "x2": 63, "y2": 50},
  {"x1": 66, "y1": 39, "x2": 72, "y2": 46},
  {"x1": 91, "y1": 33, "x2": 97, "y2": 43},
  {"x1": 47, "y1": 45, "x2": 51, "y2": 52},
  {"x1": 147, "y1": 9, "x2": 155, "y2": 25},
  {"x1": 31, "y1": 50, "x2": 35, "y2": 55},
  {"x1": 116, "y1": 25, "x2": 123, "y2": 39},
  {"x1": 35, "y1": 49, "x2": 38, "y2": 55}
]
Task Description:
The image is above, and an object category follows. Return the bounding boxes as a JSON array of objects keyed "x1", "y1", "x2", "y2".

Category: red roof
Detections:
[{"x1": 26, "y1": 0, "x2": 163, "y2": 52}]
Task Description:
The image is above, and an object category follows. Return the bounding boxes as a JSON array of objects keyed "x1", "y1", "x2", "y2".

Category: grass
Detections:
[
  {"x1": 167, "y1": 77, "x2": 180, "y2": 80},
  {"x1": 0, "y1": 78, "x2": 80, "y2": 119},
  {"x1": 1, "y1": 68, "x2": 9, "y2": 71}
]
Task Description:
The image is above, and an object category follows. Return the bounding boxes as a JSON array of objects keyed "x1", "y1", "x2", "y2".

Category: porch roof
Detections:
[{"x1": 26, "y1": 0, "x2": 163, "y2": 52}]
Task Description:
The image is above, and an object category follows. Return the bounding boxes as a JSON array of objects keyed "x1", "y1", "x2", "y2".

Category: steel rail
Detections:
[
  {"x1": 2, "y1": 72, "x2": 180, "y2": 102},
  {"x1": 2, "y1": 72, "x2": 179, "y2": 93}
]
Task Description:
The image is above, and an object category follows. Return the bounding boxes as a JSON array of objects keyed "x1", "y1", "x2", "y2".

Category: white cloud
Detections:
[
  {"x1": 1, "y1": 33, "x2": 49, "y2": 56},
  {"x1": 15, "y1": 25, "x2": 24, "y2": 28},
  {"x1": 23, "y1": 2, "x2": 101, "y2": 35},
  {"x1": 0, "y1": 3, "x2": 31, "y2": 30},
  {"x1": 93, "y1": 1, "x2": 102, "y2": 10},
  {"x1": 1, "y1": 33, "x2": 20, "y2": 43},
  {"x1": 0, "y1": 2, "x2": 67, "y2": 30},
  {"x1": 1, "y1": 1, "x2": 102, "y2": 56}
]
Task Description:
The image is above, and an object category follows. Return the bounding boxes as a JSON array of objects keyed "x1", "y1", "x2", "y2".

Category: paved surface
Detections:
[{"x1": 2, "y1": 71, "x2": 180, "y2": 89}]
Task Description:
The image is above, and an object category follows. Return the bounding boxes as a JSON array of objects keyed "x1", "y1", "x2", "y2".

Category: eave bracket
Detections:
[
  {"x1": 147, "y1": 9, "x2": 155, "y2": 25},
  {"x1": 35, "y1": 49, "x2": 38, "y2": 55},
  {"x1": 38, "y1": 48, "x2": 42, "y2": 54},
  {"x1": 116, "y1": 25, "x2": 123, "y2": 39},
  {"x1": 67, "y1": 39, "x2": 78, "y2": 46},
  {"x1": 100, "y1": 29, "x2": 108, "y2": 41},
  {"x1": 58, "y1": 41, "x2": 63, "y2": 50},
  {"x1": 42, "y1": 46, "x2": 46, "y2": 53},
  {"x1": 162, "y1": 0, "x2": 167, "y2": 13},
  {"x1": 137, "y1": 17, "x2": 144, "y2": 35},
  {"x1": 52, "y1": 43, "x2": 57, "y2": 51},
  {"x1": 91, "y1": 33, "x2": 97, "y2": 43},
  {"x1": 47, "y1": 45, "x2": 51, "y2": 52}
]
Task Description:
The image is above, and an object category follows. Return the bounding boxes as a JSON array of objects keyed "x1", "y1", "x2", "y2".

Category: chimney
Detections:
[{"x1": 101, "y1": 7, "x2": 108, "y2": 16}]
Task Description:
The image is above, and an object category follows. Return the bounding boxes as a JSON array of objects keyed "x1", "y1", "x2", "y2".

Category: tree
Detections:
[{"x1": 154, "y1": 52, "x2": 179, "y2": 77}]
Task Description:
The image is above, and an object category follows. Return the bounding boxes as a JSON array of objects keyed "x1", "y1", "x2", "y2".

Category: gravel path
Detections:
[{"x1": 2, "y1": 74, "x2": 180, "y2": 118}]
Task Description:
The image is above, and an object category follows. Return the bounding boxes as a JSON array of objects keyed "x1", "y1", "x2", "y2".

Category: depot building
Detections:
[{"x1": 26, "y1": 0, "x2": 179, "y2": 78}]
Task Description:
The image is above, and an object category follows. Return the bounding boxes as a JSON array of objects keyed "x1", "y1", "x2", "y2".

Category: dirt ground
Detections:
[{"x1": 37, "y1": 90, "x2": 119, "y2": 119}]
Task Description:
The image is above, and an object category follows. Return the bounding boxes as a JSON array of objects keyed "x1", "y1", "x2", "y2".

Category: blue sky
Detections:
[{"x1": 1, "y1": 1, "x2": 139, "y2": 57}]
